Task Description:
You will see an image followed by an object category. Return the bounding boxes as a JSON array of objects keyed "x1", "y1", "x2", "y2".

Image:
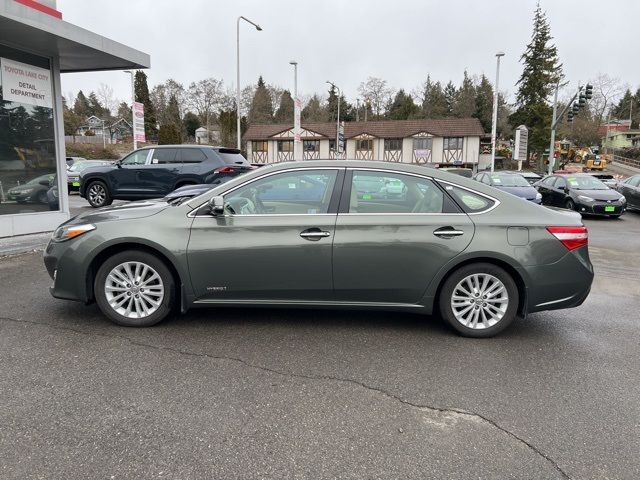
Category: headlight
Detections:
[
  {"x1": 619, "y1": 196, "x2": 626, "y2": 203},
  {"x1": 577, "y1": 195, "x2": 594, "y2": 203},
  {"x1": 535, "y1": 192, "x2": 542, "y2": 200},
  {"x1": 51, "y1": 223, "x2": 96, "y2": 242}
]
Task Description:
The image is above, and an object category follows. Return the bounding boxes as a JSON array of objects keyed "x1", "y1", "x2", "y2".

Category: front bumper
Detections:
[
  {"x1": 44, "y1": 239, "x2": 91, "y2": 303},
  {"x1": 575, "y1": 201, "x2": 625, "y2": 216}
]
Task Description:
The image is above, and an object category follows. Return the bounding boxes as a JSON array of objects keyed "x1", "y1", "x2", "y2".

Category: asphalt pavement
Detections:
[{"x1": 1, "y1": 206, "x2": 639, "y2": 479}]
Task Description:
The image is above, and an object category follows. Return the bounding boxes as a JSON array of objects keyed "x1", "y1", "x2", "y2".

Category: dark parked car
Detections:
[
  {"x1": 6, "y1": 173, "x2": 55, "y2": 204},
  {"x1": 438, "y1": 167, "x2": 473, "y2": 178},
  {"x1": 616, "y1": 174, "x2": 640, "y2": 211},
  {"x1": 45, "y1": 160, "x2": 594, "y2": 338},
  {"x1": 474, "y1": 171, "x2": 542, "y2": 204},
  {"x1": 537, "y1": 173, "x2": 626, "y2": 217},
  {"x1": 46, "y1": 176, "x2": 59, "y2": 210},
  {"x1": 67, "y1": 160, "x2": 113, "y2": 192},
  {"x1": 79, "y1": 145, "x2": 252, "y2": 208}
]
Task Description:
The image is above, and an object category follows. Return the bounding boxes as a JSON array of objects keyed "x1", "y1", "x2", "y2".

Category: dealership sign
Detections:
[
  {"x1": 1, "y1": 57, "x2": 52, "y2": 108},
  {"x1": 133, "y1": 102, "x2": 146, "y2": 143}
]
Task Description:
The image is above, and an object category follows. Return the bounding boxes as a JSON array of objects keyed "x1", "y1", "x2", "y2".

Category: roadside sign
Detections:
[
  {"x1": 133, "y1": 102, "x2": 146, "y2": 143},
  {"x1": 513, "y1": 125, "x2": 528, "y2": 161},
  {"x1": 338, "y1": 122, "x2": 345, "y2": 154}
]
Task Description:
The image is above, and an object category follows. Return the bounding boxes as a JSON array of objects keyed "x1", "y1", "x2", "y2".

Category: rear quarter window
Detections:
[
  {"x1": 216, "y1": 148, "x2": 250, "y2": 166},
  {"x1": 441, "y1": 184, "x2": 496, "y2": 213}
]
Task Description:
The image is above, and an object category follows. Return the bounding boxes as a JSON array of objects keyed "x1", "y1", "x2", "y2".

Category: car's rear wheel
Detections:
[
  {"x1": 94, "y1": 250, "x2": 175, "y2": 327},
  {"x1": 86, "y1": 181, "x2": 112, "y2": 208},
  {"x1": 439, "y1": 263, "x2": 519, "y2": 338},
  {"x1": 565, "y1": 199, "x2": 576, "y2": 210}
]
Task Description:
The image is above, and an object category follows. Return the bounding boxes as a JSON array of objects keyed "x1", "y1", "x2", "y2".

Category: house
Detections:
[
  {"x1": 75, "y1": 116, "x2": 132, "y2": 142},
  {"x1": 602, "y1": 129, "x2": 640, "y2": 150},
  {"x1": 243, "y1": 118, "x2": 485, "y2": 167},
  {"x1": 195, "y1": 126, "x2": 220, "y2": 144}
]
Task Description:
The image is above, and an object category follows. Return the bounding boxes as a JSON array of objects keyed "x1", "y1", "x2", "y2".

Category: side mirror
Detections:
[
  {"x1": 208, "y1": 195, "x2": 224, "y2": 215},
  {"x1": 39, "y1": 180, "x2": 50, "y2": 186}
]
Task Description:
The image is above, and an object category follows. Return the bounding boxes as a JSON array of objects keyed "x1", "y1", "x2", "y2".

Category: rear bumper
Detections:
[{"x1": 525, "y1": 247, "x2": 594, "y2": 313}]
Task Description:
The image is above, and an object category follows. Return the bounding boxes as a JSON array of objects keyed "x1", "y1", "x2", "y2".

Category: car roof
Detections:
[{"x1": 136, "y1": 145, "x2": 236, "y2": 150}]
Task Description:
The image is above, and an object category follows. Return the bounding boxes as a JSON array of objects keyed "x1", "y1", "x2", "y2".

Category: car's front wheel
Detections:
[
  {"x1": 439, "y1": 263, "x2": 519, "y2": 338},
  {"x1": 565, "y1": 199, "x2": 576, "y2": 210},
  {"x1": 86, "y1": 180, "x2": 112, "y2": 208},
  {"x1": 94, "y1": 250, "x2": 175, "y2": 327}
]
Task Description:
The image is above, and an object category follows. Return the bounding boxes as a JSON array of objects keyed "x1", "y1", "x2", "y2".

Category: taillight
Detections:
[
  {"x1": 215, "y1": 166, "x2": 235, "y2": 174},
  {"x1": 546, "y1": 226, "x2": 588, "y2": 251}
]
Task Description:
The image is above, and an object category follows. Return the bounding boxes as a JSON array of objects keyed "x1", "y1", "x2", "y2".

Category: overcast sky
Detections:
[{"x1": 59, "y1": 0, "x2": 639, "y2": 108}]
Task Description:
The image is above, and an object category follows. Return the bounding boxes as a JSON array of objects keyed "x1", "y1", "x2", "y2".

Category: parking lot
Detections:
[{"x1": 1, "y1": 204, "x2": 639, "y2": 479}]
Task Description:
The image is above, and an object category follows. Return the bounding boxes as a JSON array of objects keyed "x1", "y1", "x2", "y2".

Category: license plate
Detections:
[
  {"x1": 72, "y1": 181, "x2": 80, "y2": 186},
  {"x1": 604, "y1": 206, "x2": 615, "y2": 212}
]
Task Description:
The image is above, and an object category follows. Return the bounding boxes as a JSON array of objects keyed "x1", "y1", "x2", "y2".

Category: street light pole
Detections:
[
  {"x1": 236, "y1": 16, "x2": 262, "y2": 151},
  {"x1": 124, "y1": 70, "x2": 136, "y2": 150},
  {"x1": 327, "y1": 81, "x2": 340, "y2": 159},
  {"x1": 290, "y1": 60, "x2": 300, "y2": 160},
  {"x1": 490, "y1": 52, "x2": 505, "y2": 172}
]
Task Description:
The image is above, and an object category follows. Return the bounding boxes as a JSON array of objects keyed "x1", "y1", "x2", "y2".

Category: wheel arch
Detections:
[
  {"x1": 80, "y1": 175, "x2": 108, "y2": 196},
  {"x1": 424, "y1": 254, "x2": 528, "y2": 318},
  {"x1": 85, "y1": 241, "x2": 189, "y2": 313}
]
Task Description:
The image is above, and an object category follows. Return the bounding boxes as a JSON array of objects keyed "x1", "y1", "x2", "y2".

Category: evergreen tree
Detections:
[
  {"x1": 473, "y1": 74, "x2": 494, "y2": 132},
  {"x1": 302, "y1": 94, "x2": 328, "y2": 122},
  {"x1": 421, "y1": 77, "x2": 448, "y2": 118},
  {"x1": 248, "y1": 76, "x2": 274, "y2": 124},
  {"x1": 87, "y1": 92, "x2": 108, "y2": 118},
  {"x1": 135, "y1": 70, "x2": 158, "y2": 140},
  {"x1": 387, "y1": 89, "x2": 419, "y2": 120},
  {"x1": 73, "y1": 90, "x2": 91, "y2": 118},
  {"x1": 443, "y1": 81, "x2": 457, "y2": 116},
  {"x1": 117, "y1": 102, "x2": 131, "y2": 120},
  {"x1": 218, "y1": 107, "x2": 247, "y2": 148},
  {"x1": 327, "y1": 85, "x2": 354, "y2": 122},
  {"x1": 510, "y1": 2, "x2": 564, "y2": 155},
  {"x1": 157, "y1": 124, "x2": 181, "y2": 144},
  {"x1": 274, "y1": 90, "x2": 294, "y2": 123},
  {"x1": 453, "y1": 71, "x2": 476, "y2": 118},
  {"x1": 612, "y1": 89, "x2": 633, "y2": 121},
  {"x1": 183, "y1": 112, "x2": 201, "y2": 138}
]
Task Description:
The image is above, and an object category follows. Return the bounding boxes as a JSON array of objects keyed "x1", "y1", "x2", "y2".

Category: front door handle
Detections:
[
  {"x1": 433, "y1": 227, "x2": 464, "y2": 238},
  {"x1": 300, "y1": 228, "x2": 331, "y2": 241}
]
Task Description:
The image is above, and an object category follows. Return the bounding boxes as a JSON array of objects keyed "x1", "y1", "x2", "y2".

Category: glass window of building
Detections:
[{"x1": 1, "y1": 45, "x2": 57, "y2": 215}]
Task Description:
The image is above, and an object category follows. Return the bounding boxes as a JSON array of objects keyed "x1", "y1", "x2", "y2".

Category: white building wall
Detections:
[
  {"x1": 431, "y1": 137, "x2": 444, "y2": 164},
  {"x1": 345, "y1": 139, "x2": 356, "y2": 159},
  {"x1": 464, "y1": 136, "x2": 480, "y2": 164},
  {"x1": 402, "y1": 138, "x2": 413, "y2": 163},
  {"x1": 319, "y1": 139, "x2": 330, "y2": 158}
]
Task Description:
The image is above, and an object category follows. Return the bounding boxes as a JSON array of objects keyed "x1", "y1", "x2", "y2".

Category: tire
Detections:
[
  {"x1": 565, "y1": 199, "x2": 576, "y2": 210},
  {"x1": 94, "y1": 250, "x2": 175, "y2": 327},
  {"x1": 36, "y1": 190, "x2": 48, "y2": 204},
  {"x1": 86, "y1": 180, "x2": 113, "y2": 208},
  {"x1": 438, "y1": 263, "x2": 519, "y2": 338}
]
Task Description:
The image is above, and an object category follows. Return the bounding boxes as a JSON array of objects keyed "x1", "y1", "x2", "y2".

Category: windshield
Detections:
[
  {"x1": 491, "y1": 174, "x2": 530, "y2": 187},
  {"x1": 566, "y1": 176, "x2": 608, "y2": 190}
]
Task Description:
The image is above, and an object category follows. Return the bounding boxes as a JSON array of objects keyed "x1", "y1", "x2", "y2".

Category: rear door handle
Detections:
[
  {"x1": 433, "y1": 227, "x2": 464, "y2": 238},
  {"x1": 300, "y1": 228, "x2": 331, "y2": 241}
]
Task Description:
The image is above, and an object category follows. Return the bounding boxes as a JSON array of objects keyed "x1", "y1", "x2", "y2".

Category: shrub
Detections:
[{"x1": 65, "y1": 143, "x2": 120, "y2": 160}]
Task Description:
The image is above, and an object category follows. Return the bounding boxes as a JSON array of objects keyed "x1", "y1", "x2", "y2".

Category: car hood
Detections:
[
  {"x1": 78, "y1": 164, "x2": 118, "y2": 177},
  {"x1": 494, "y1": 185, "x2": 538, "y2": 199},
  {"x1": 67, "y1": 199, "x2": 169, "y2": 225},
  {"x1": 572, "y1": 189, "x2": 622, "y2": 201}
]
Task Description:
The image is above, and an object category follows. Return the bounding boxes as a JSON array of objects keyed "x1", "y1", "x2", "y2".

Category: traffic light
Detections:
[
  {"x1": 578, "y1": 93, "x2": 586, "y2": 107},
  {"x1": 584, "y1": 84, "x2": 593, "y2": 100},
  {"x1": 572, "y1": 103, "x2": 580, "y2": 114},
  {"x1": 567, "y1": 111, "x2": 574, "y2": 123}
]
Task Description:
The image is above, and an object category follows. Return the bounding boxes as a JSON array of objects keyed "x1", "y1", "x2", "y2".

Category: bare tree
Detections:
[
  {"x1": 96, "y1": 83, "x2": 117, "y2": 116},
  {"x1": 357, "y1": 77, "x2": 393, "y2": 118},
  {"x1": 588, "y1": 74, "x2": 627, "y2": 124},
  {"x1": 186, "y1": 78, "x2": 225, "y2": 124}
]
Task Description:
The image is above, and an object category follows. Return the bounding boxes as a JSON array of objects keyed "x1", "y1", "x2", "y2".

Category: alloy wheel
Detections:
[
  {"x1": 104, "y1": 261, "x2": 165, "y2": 319},
  {"x1": 88, "y1": 183, "x2": 107, "y2": 206},
  {"x1": 450, "y1": 273, "x2": 509, "y2": 329}
]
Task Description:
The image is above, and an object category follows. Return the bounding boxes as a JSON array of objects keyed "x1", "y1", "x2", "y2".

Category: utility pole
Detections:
[
  {"x1": 548, "y1": 82, "x2": 559, "y2": 175},
  {"x1": 290, "y1": 60, "x2": 301, "y2": 160},
  {"x1": 236, "y1": 16, "x2": 262, "y2": 151},
  {"x1": 490, "y1": 52, "x2": 505, "y2": 172},
  {"x1": 327, "y1": 81, "x2": 341, "y2": 159}
]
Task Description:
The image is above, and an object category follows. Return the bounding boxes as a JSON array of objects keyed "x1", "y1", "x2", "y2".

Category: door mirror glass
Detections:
[{"x1": 208, "y1": 195, "x2": 224, "y2": 215}]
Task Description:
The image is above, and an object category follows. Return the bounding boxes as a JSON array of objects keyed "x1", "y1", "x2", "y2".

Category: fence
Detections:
[
  {"x1": 65, "y1": 135, "x2": 112, "y2": 144},
  {"x1": 612, "y1": 152, "x2": 640, "y2": 170}
]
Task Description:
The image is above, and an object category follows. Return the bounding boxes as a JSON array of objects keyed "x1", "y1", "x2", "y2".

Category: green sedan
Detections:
[{"x1": 44, "y1": 160, "x2": 594, "y2": 337}]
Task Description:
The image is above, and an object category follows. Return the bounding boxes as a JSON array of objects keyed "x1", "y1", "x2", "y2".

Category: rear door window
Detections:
[
  {"x1": 180, "y1": 148, "x2": 207, "y2": 163},
  {"x1": 554, "y1": 177, "x2": 567, "y2": 189},
  {"x1": 151, "y1": 149, "x2": 179, "y2": 164}
]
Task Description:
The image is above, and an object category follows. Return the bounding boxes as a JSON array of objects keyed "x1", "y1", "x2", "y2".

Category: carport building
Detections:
[{"x1": 0, "y1": 0, "x2": 149, "y2": 237}]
